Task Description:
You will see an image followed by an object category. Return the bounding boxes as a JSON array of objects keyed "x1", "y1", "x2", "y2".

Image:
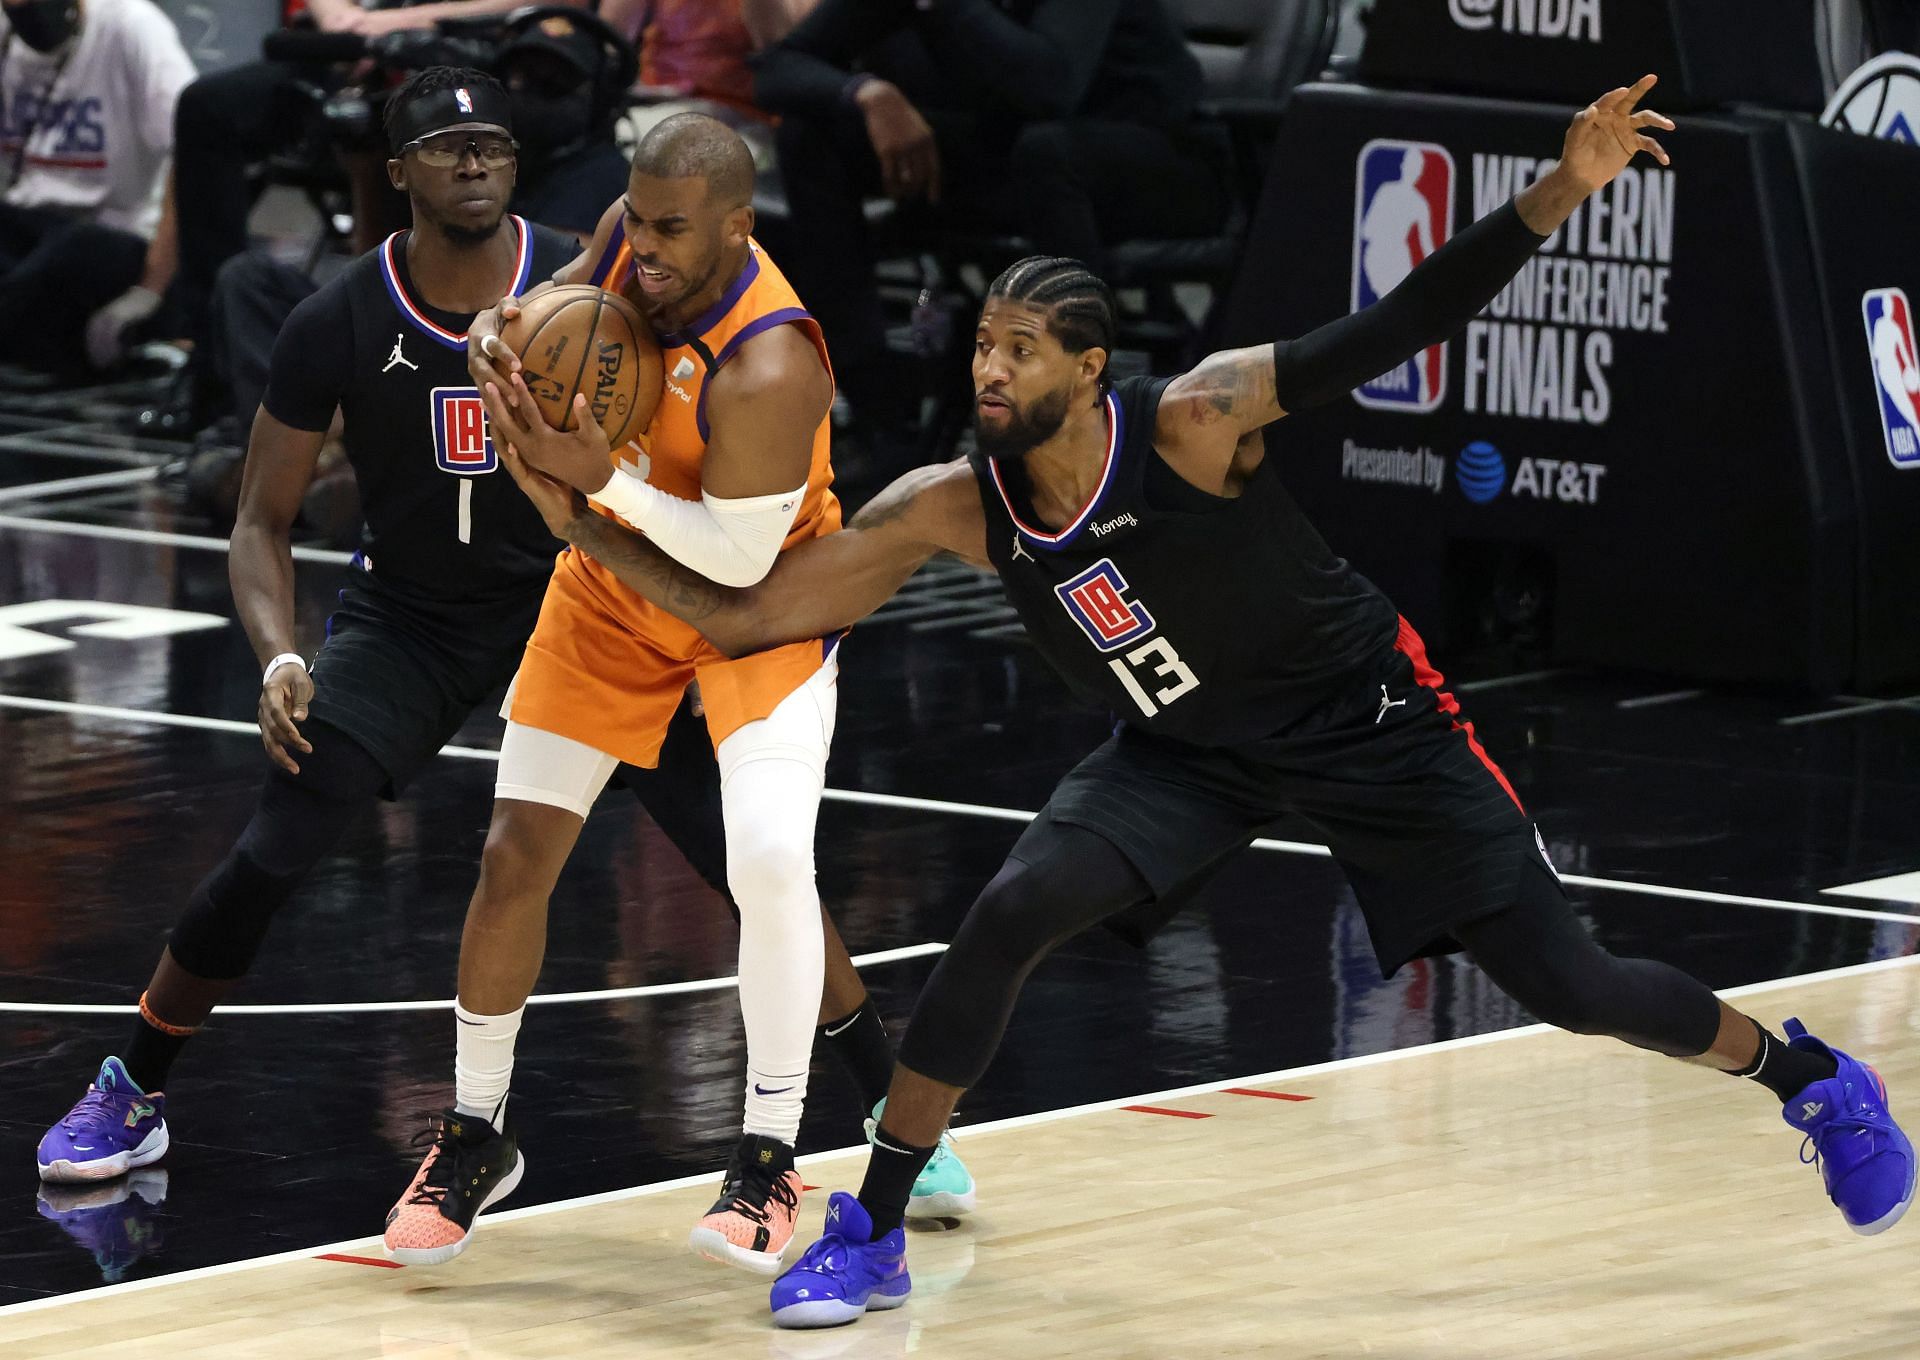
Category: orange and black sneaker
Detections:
[
  {"x1": 688, "y1": 1132, "x2": 803, "y2": 1275},
  {"x1": 383, "y1": 1108, "x2": 523, "y2": 1265}
]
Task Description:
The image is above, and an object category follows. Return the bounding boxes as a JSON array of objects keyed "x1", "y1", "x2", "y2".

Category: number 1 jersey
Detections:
[
  {"x1": 262, "y1": 216, "x2": 582, "y2": 611},
  {"x1": 970, "y1": 375, "x2": 1399, "y2": 746}
]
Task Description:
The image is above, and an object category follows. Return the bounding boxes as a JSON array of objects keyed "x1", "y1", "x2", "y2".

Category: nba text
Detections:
[{"x1": 1448, "y1": 0, "x2": 1602, "y2": 43}]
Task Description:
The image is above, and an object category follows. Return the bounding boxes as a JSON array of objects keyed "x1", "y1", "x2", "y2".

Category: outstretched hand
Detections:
[{"x1": 1559, "y1": 74, "x2": 1673, "y2": 192}]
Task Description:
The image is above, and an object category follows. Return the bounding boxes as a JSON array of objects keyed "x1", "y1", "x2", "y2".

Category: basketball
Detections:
[{"x1": 501, "y1": 284, "x2": 661, "y2": 449}]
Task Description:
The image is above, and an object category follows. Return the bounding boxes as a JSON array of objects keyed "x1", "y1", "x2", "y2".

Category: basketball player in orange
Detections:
[{"x1": 380, "y1": 112, "x2": 976, "y2": 1273}]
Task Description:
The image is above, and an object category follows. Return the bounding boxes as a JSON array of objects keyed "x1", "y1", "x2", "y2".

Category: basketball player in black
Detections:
[
  {"x1": 35, "y1": 68, "x2": 904, "y2": 1211},
  {"x1": 490, "y1": 74, "x2": 1913, "y2": 1325}
]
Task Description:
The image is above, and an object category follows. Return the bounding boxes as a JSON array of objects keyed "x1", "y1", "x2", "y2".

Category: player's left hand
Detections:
[
  {"x1": 480, "y1": 376, "x2": 613, "y2": 497},
  {"x1": 498, "y1": 437, "x2": 587, "y2": 538},
  {"x1": 1558, "y1": 74, "x2": 1673, "y2": 192}
]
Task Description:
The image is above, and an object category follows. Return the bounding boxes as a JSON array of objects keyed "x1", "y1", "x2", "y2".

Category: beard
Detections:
[
  {"x1": 973, "y1": 383, "x2": 1071, "y2": 460},
  {"x1": 441, "y1": 212, "x2": 507, "y2": 246}
]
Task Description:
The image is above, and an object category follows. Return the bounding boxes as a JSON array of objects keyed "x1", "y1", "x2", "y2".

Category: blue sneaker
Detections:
[
  {"x1": 867, "y1": 1099, "x2": 976, "y2": 1216},
  {"x1": 37, "y1": 1168, "x2": 169, "y2": 1283},
  {"x1": 770, "y1": 1192, "x2": 910, "y2": 1329},
  {"x1": 1782, "y1": 1018, "x2": 1916, "y2": 1235},
  {"x1": 37, "y1": 1058, "x2": 169, "y2": 1183}
]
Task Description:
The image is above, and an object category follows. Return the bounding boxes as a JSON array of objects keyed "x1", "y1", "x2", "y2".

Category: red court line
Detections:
[
  {"x1": 317, "y1": 1253, "x2": 404, "y2": 1269},
  {"x1": 1123, "y1": 1105, "x2": 1212, "y2": 1119},
  {"x1": 1225, "y1": 1088, "x2": 1313, "y2": 1102}
]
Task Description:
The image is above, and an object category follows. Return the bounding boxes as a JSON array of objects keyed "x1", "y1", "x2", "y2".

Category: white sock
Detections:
[
  {"x1": 454, "y1": 1000, "x2": 524, "y2": 1128},
  {"x1": 723, "y1": 759, "x2": 826, "y2": 1147}
]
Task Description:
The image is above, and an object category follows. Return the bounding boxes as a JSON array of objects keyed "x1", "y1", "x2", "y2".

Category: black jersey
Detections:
[
  {"x1": 971, "y1": 375, "x2": 1399, "y2": 746},
  {"x1": 262, "y1": 216, "x2": 580, "y2": 610}
]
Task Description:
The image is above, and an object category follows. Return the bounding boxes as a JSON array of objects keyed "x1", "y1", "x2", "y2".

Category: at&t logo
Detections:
[
  {"x1": 1455, "y1": 440, "x2": 1506, "y2": 503},
  {"x1": 1455, "y1": 440, "x2": 1608, "y2": 504}
]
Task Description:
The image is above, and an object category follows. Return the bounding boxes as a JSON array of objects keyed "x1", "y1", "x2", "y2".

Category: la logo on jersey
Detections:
[
  {"x1": 431, "y1": 387, "x2": 496, "y2": 475},
  {"x1": 1352, "y1": 140, "x2": 1456, "y2": 412},
  {"x1": 1862, "y1": 287, "x2": 1920, "y2": 468},
  {"x1": 1056, "y1": 558, "x2": 1156, "y2": 652}
]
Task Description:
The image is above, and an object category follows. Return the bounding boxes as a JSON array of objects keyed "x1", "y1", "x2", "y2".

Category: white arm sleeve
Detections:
[{"x1": 590, "y1": 470, "x2": 806, "y2": 588}]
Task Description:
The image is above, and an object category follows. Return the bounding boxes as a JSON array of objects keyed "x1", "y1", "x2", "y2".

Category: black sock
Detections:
[
  {"x1": 818, "y1": 999, "x2": 895, "y2": 1110},
  {"x1": 1729, "y1": 1019, "x2": 1837, "y2": 1103},
  {"x1": 857, "y1": 1125, "x2": 937, "y2": 1238},
  {"x1": 122, "y1": 1015, "x2": 192, "y2": 1094}
]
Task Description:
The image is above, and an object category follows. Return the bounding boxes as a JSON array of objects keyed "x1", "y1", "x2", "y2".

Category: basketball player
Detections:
[
  {"x1": 33, "y1": 71, "x2": 928, "y2": 1221},
  {"x1": 381, "y1": 111, "x2": 979, "y2": 1275},
  {"x1": 489, "y1": 76, "x2": 1915, "y2": 1327}
]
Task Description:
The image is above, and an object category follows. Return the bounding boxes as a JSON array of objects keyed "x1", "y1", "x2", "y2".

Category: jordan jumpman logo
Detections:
[
  {"x1": 383, "y1": 334, "x2": 418, "y2": 373},
  {"x1": 1375, "y1": 684, "x2": 1408, "y2": 724}
]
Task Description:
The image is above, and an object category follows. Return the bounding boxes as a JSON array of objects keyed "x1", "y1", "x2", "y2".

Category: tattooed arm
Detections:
[
  {"x1": 501, "y1": 446, "x2": 989, "y2": 657},
  {"x1": 1155, "y1": 76, "x2": 1671, "y2": 494}
]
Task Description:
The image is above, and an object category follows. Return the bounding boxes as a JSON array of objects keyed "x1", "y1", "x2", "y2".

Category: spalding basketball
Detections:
[{"x1": 501, "y1": 284, "x2": 661, "y2": 449}]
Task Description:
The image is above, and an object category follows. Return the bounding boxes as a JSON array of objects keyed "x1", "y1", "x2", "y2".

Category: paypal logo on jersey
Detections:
[
  {"x1": 1351, "y1": 140, "x2": 1455, "y2": 413},
  {"x1": 431, "y1": 387, "x2": 497, "y2": 475},
  {"x1": 1862, "y1": 287, "x2": 1920, "y2": 468}
]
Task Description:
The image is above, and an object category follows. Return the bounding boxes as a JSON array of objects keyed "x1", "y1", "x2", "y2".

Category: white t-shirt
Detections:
[{"x1": 0, "y1": 0, "x2": 194, "y2": 238}]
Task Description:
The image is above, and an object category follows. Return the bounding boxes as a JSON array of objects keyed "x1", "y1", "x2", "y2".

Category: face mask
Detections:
[
  {"x1": 8, "y1": 0, "x2": 79, "y2": 53},
  {"x1": 508, "y1": 88, "x2": 593, "y2": 165}
]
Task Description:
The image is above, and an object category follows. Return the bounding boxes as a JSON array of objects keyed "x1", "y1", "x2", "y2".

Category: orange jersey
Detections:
[{"x1": 504, "y1": 235, "x2": 842, "y2": 765}]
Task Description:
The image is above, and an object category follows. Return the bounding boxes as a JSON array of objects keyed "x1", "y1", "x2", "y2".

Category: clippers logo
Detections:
[
  {"x1": 1862, "y1": 288, "x2": 1920, "y2": 468},
  {"x1": 1056, "y1": 559, "x2": 1155, "y2": 653},
  {"x1": 1352, "y1": 140, "x2": 1455, "y2": 412},
  {"x1": 454, "y1": 88, "x2": 474, "y2": 115},
  {"x1": 432, "y1": 387, "x2": 496, "y2": 475}
]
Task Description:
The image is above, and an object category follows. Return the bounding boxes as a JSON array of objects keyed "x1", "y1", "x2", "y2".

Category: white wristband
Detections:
[{"x1": 263, "y1": 652, "x2": 307, "y2": 685}]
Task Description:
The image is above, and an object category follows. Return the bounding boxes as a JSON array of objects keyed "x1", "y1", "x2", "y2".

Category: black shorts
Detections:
[
  {"x1": 1032, "y1": 627, "x2": 1550, "y2": 976},
  {"x1": 306, "y1": 579, "x2": 542, "y2": 797}
]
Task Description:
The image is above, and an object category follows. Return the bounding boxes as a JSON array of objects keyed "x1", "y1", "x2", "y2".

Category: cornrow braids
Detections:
[{"x1": 986, "y1": 256, "x2": 1119, "y2": 392}]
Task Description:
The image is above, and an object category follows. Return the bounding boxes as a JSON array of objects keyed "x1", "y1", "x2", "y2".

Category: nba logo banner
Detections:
[
  {"x1": 432, "y1": 388, "x2": 497, "y2": 475},
  {"x1": 1056, "y1": 559, "x2": 1155, "y2": 652},
  {"x1": 1861, "y1": 287, "x2": 1920, "y2": 468},
  {"x1": 1351, "y1": 139, "x2": 1456, "y2": 412}
]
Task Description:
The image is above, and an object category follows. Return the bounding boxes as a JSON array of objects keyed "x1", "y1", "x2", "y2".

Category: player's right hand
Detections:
[
  {"x1": 499, "y1": 437, "x2": 587, "y2": 537},
  {"x1": 469, "y1": 298, "x2": 522, "y2": 396},
  {"x1": 259, "y1": 661, "x2": 315, "y2": 776}
]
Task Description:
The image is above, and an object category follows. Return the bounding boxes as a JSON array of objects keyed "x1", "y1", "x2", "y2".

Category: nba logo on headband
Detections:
[{"x1": 455, "y1": 88, "x2": 473, "y2": 114}]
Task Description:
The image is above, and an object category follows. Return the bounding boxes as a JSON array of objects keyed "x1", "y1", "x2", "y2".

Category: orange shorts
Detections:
[{"x1": 504, "y1": 547, "x2": 835, "y2": 768}]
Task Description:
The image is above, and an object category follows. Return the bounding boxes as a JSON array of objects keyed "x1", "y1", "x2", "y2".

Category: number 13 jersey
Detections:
[{"x1": 969, "y1": 375, "x2": 1399, "y2": 746}]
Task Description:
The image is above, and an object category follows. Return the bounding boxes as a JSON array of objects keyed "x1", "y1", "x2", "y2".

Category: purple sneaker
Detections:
[
  {"x1": 770, "y1": 1192, "x2": 911, "y2": 1329},
  {"x1": 1782, "y1": 1018, "x2": 1916, "y2": 1235},
  {"x1": 37, "y1": 1057, "x2": 170, "y2": 1183}
]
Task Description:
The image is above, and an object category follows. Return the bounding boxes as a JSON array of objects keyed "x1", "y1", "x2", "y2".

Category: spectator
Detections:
[
  {"x1": 500, "y1": 10, "x2": 632, "y2": 240},
  {"x1": 751, "y1": 0, "x2": 1230, "y2": 438},
  {"x1": 0, "y1": 0, "x2": 194, "y2": 378}
]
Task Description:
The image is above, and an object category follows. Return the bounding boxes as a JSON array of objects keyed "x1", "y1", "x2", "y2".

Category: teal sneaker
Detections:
[{"x1": 867, "y1": 1100, "x2": 976, "y2": 1216}]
